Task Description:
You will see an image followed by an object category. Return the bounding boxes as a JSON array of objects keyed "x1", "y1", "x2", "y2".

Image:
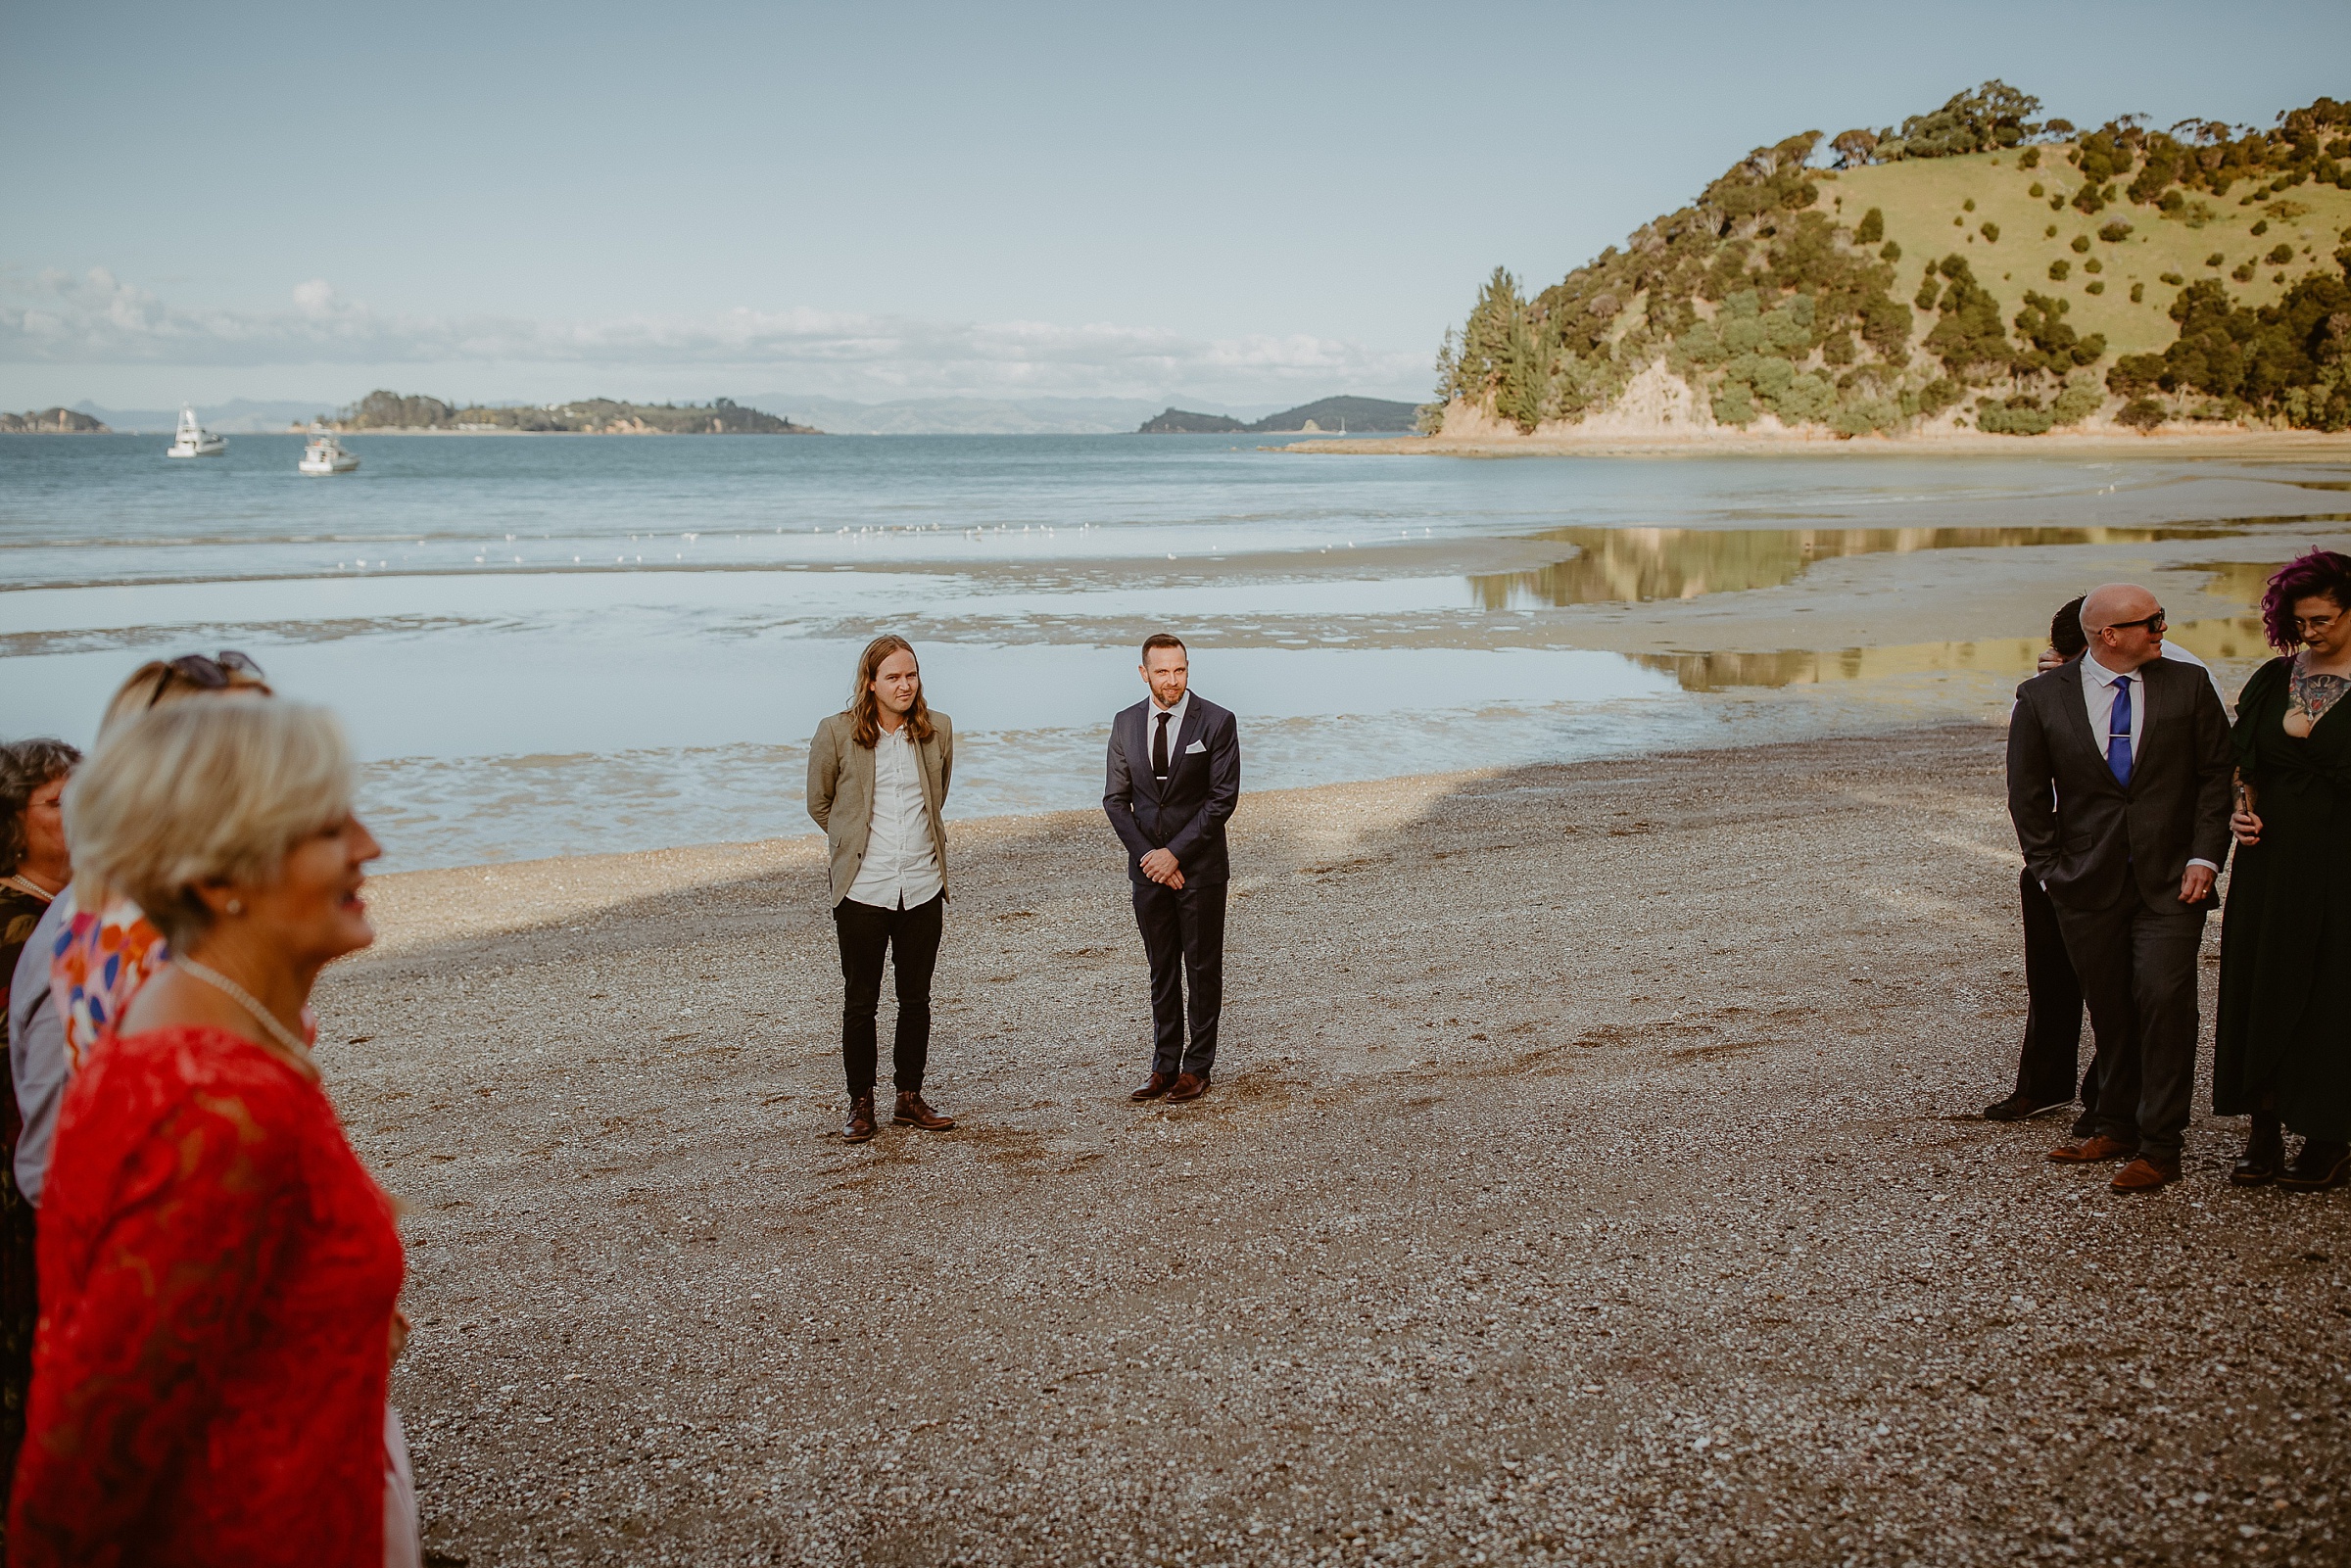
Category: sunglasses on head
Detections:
[{"x1": 147, "y1": 650, "x2": 267, "y2": 708}]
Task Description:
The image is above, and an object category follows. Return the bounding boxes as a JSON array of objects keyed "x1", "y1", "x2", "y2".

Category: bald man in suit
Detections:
[{"x1": 2007, "y1": 583, "x2": 2231, "y2": 1192}]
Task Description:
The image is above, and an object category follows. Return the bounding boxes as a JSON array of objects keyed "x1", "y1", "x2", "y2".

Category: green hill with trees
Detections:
[
  {"x1": 1428, "y1": 85, "x2": 2351, "y2": 439},
  {"x1": 330, "y1": 392, "x2": 818, "y2": 434},
  {"x1": 0, "y1": 407, "x2": 112, "y2": 433}
]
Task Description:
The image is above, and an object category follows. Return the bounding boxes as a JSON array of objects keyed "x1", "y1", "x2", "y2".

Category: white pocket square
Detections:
[{"x1": 1185, "y1": 738, "x2": 1207, "y2": 754}]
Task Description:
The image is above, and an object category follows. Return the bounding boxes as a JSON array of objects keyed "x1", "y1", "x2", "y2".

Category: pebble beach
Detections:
[{"x1": 317, "y1": 724, "x2": 2347, "y2": 1567}]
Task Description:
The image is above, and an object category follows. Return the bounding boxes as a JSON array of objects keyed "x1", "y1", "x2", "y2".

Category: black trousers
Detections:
[
  {"x1": 833, "y1": 892, "x2": 943, "y2": 1098},
  {"x1": 1132, "y1": 878, "x2": 1226, "y2": 1077},
  {"x1": 2014, "y1": 868, "x2": 2098, "y2": 1128},
  {"x1": 2054, "y1": 894, "x2": 2207, "y2": 1164}
]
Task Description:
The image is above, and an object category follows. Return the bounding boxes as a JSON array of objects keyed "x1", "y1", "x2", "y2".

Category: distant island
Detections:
[
  {"x1": 1416, "y1": 84, "x2": 2351, "y2": 443},
  {"x1": 0, "y1": 407, "x2": 112, "y2": 434},
  {"x1": 1139, "y1": 396, "x2": 1423, "y2": 434},
  {"x1": 325, "y1": 391, "x2": 820, "y2": 434}
]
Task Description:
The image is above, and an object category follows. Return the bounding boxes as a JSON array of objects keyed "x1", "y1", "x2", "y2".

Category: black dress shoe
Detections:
[
  {"x1": 2231, "y1": 1115, "x2": 2284, "y2": 1187},
  {"x1": 1984, "y1": 1092, "x2": 2072, "y2": 1122},
  {"x1": 2279, "y1": 1140, "x2": 2351, "y2": 1192}
]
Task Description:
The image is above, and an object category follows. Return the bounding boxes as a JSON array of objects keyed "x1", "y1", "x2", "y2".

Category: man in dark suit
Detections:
[
  {"x1": 1987, "y1": 594, "x2": 2231, "y2": 1126},
  {"x1": 1104, "y1": 633, "x2": 1240, "y2": 1104},
  {"x1": 2007, "y1": 583, "x2": 2232, "y2": 1192}
]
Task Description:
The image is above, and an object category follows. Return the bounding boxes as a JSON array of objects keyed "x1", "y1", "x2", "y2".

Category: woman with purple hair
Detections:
[{"x1": 2216, "y1": 548, "x2": 2351, "y2": 1190}]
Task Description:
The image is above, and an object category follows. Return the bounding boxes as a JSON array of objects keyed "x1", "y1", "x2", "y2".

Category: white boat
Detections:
[
  {"x1": 297, "y1": 429, "x2": 360, "y2": 475},
  {"x1": 165, "y1": 405, "x2": 226, "y2": 457}
]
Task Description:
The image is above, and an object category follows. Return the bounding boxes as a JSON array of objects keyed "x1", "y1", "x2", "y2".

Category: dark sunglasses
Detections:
[
  {"x1": 146, "y1": 650, "x2": 267, "y2": 708},
  {"x1": 2102, "y1": 610, "x2": 2166, "y2": 634}
]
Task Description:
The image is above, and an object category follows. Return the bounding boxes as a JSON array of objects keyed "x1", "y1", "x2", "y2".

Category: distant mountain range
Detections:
[
  {"x1": 52, "y1": 399, "x2": 324, "y2": 434},
  {"x1": 44, "y1": 391, "x2": 1426, "y2": 436},
  {"x1": 1138, "y1": 396, "x2": 1423, "y2": 434}
]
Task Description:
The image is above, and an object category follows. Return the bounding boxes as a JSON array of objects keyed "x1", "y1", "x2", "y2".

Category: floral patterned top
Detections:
[
  {"x1": 46, "y1": 891, "x2": 168, "y2": 1073},
  {"x1": 9, "y1": 1024, "x2": 405, "y2": 1566}
]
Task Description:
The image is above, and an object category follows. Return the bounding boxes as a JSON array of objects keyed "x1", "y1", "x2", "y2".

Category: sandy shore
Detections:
[
  {"x1": 322, "y1": 728, "x2": 2346, "y2": 1566},
  {"x1": 1287, "y1": 430, "x2": 2351, "y2": 458}
]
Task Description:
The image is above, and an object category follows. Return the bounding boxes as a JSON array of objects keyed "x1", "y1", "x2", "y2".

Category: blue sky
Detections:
[{"x1": 4, "y1": 0, "x2": 2345, "y2": 409}]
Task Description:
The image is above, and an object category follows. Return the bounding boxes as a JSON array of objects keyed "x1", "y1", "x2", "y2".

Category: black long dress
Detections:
[{"x1": 2214, "y1": 655, "x2": 2351, "y2": 1141}]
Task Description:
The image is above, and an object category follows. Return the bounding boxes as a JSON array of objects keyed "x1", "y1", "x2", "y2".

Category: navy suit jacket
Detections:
[
  {"x1": 2005, "y1": 654, "x2": 2231, "y2": 913},
  {"x1": 1104, "y1": 693, "x2": 1240, "y2": 886}
]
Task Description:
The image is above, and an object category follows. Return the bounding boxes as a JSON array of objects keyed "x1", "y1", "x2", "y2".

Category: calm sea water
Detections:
[{"x1": 4, "y1": 432, "x2": 2346, "y2": 870}]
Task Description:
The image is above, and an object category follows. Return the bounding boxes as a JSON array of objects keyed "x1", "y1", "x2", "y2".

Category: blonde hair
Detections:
[
  {"x1": 65, "y1": 697, "x2": 355, "y2": 951},
  {"x1": 75, "y1": 656, "x2": 274, "y2": 907}
]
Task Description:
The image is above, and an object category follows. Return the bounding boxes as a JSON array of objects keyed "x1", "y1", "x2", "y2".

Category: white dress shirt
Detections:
[
  {"x1": 2079, "y1": 649, "x2": 2218, "y2": 873},
  {"x1": 1145, "y1": 691, "x2": 1191, "y2": 782},
  {"x1": 2080, "y1": 649, "x2": 2146, "y2": 759},
  {"x1": 844, "y1": 723, "x2": 941, "y2": 910}
]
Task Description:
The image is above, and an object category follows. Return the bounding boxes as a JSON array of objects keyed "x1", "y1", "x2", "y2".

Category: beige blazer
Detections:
[{"x1": 806, "y1": 710, "x2": 953, "y2": 906}]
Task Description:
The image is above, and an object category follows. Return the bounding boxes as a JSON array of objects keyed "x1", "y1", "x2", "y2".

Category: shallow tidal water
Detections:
[{"x1": 2, "y1": 432, "x2": 2345, "y2": 870}]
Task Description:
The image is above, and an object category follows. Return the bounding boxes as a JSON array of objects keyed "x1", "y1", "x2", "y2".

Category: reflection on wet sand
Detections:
[
  {"x1": 1644, "y1": 616, "x2": 2272, "y2": 691},
  {"x1": 1470, "y1": 524, "x2": 2252, "y2": 610}
]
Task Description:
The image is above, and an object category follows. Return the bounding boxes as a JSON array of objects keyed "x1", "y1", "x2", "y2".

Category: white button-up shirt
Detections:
[
  {"x1": 2079, "y1": 649, "x2": 2219, "y2": 874},
  {"x1": 1145, "y1": 691, "x2": 1190, "y2": 782},
  {"x1": 2081, "y1": 649, "x2": 2146, "y2": 760},
  {"x1": 844, "y1": 724, "x2": 941, "y2": 910}
]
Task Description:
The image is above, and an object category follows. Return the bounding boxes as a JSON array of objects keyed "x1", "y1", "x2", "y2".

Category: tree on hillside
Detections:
[
  {"x1": 1923, "y1": 256, "x2": 2015, "y2": 377},
  {"x1": 1697, "y1": 132, "x2": 1821, "y2": 234},
  {"x1": 1447, "y1": 268, "x2": 1546, "y2": 429},
  {"x1": 1878, "y1": 80, "x2": 2044, "y2": 161},
  {"x1": 2106, "y1": 263, "x2": 2351, "y2": 428},
  {"x1": 2012, "y1": 292, "x2": 2106, "y2": 375},
  {"x1": 1829, "y1": 129, "x2": 1880, "y2": 168}
]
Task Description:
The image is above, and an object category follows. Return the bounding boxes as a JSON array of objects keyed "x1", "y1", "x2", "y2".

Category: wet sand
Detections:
[
  {"x1": 321, "y1": 726, "x2": 2347, "y2": 1567},
  {"x1": 1292, "y1": 430, "x2": 2351, "y2": 459}
]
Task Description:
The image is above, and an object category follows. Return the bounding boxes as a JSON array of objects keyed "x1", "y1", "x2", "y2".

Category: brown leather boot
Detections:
[
  {"x1": 842, "y1": 1095, "x2": 876, "y2": 1142},
  {"x1": 1129, "y1": 1071, "x2": 1176, "y2": 1102},
  {"x1": 2046, "y1": 1134, "x2": 2137, "y2": 1164},
  {"x1": 892, "y1": 1091, "x2": 955, "y2": 1131},
  {"x1": 1166, "y1": 1071, "x2": 1210, "y2": 1103},
  {"x1": 2110, "y1": 1156, "x2": 2181, "y2": 1193}
]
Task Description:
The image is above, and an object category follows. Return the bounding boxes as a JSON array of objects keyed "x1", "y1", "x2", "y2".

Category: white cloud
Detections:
[{"x1": 0, "y1": 268, "x2": 1424, "y2": 402}]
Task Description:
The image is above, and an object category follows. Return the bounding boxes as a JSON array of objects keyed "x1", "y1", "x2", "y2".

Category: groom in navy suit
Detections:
[{"x1": 1105, "y1": 634, "x2": 1241, "y2": 1104}]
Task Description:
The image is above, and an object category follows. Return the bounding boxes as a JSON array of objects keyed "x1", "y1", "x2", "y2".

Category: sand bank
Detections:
[
  {"x1": 323, "y1": 729, "x2": 2343, "y2": 1565},
  {"x1": 1287, "y1": 429, "x2": 2351, "y2": 458}
]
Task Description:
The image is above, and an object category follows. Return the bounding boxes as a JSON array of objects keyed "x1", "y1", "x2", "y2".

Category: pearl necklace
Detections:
[{"x1": 175, "y1": 957, "x2": 311, "y2": 1060}]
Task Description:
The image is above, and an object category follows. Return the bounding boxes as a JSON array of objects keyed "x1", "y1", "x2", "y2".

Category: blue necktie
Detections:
[{"x1": 2107, "y1": 675, "x2": 2134, "y2": 787}]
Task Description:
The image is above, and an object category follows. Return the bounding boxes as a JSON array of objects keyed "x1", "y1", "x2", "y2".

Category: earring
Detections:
[{"x1": 226, "y1": 898, "x2": 244, "y2": 915}]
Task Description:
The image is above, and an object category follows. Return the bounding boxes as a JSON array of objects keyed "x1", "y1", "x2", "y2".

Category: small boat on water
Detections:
[
  {"x1": 298, "y1": 428, "x2": 360, "y2": 475},
  {"x1": 165, "y1": 405, "x2": 226, "y2": 457}
]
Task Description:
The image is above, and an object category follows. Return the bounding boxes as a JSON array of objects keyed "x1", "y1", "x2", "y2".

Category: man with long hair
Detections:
[
  {"x1": 1105, "y1": 634, "x2": 1241, "y2": 1104},
  {"x1": 806, "y1": 636, "x2": 958, "y2": 1143}
]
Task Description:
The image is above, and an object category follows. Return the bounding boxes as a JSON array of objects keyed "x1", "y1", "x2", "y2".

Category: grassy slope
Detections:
[{"x1": 1830, "y1": 147, "x2": 2351, "y2": 363}]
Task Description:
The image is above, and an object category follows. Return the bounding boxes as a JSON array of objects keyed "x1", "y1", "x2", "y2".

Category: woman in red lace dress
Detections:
[{"x1": 10, "y1": 697, "x2": 410, "y2": 1568}]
